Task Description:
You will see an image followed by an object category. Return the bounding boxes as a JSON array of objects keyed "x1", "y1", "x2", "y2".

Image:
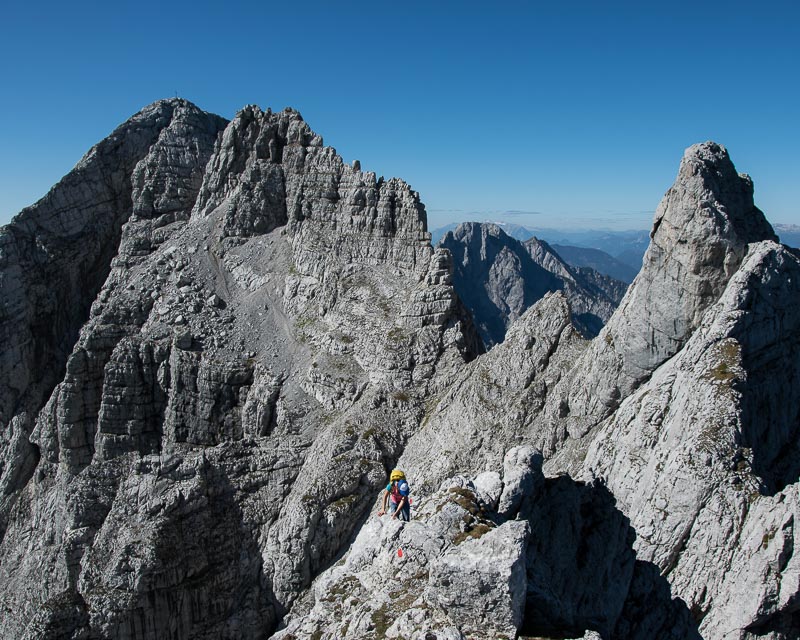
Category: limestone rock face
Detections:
[
  {"x1": 388, "y1": 143, "x2": 795, "y2": 639},
  {"x1": 273, "y1": 468, "x2": 533, "y2": 640},
  {"x1": 399, "y1": 291, "x2": 587, "y2": 492},
  {"x1": 441, "y1": 222, "x2": 626, "y2": 345},
  {"x1": 582, "y1": 241, "x2": 800, "y2": 639},
  {"x1": 0, "y1": 98, "x2": 226, "y2": 524},
  {"x1": 0, "y1": 101, "x2": 479, "y2": 639},
  {"x1": 273, "y1": 450, "x2": 542, "y2": 640},
  {"x1": 274, "y1": 451, "x2": 700, "y2": 640},
  {"x1": 0, "y1": 98, "x2": 224, "y2": 430}
]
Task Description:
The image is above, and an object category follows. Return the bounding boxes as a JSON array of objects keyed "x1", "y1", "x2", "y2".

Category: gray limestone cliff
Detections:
[
  {"x1": 377, "y1": 142, "x2": 796, "y2": 639},
  {"x1": 0, "y1": 98, "x2": 227, "y2": 524},
  {"x1": 582, "y1": 240, "x2": 800, "y2": 639},
  {"x1": 0, "y1": 102, "x2": 796, "y2": 640},
  {"x1": 0, "y1": 99, "x2": 480, "y2": 639}
]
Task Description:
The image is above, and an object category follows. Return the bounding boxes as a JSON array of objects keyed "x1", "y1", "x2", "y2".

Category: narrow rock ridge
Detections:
[
  {"x1": 193, "y1": 104, "x2": 432, "y2": 275},
  {"x1": 273, "y1": 452, "x2": 540, "y2": 640},
  {"x1": 522, "y1": 236, "x2": 628, "y2": 337},
  {"x1": 399, "y1": 291, "x2": 586, "y2": 494},
  {"x1": 274, "y1": 449, "x2": 702, "y2": 639},
  {"x1": 441, "y1": 222, "x2": 626, "y2": 346}
]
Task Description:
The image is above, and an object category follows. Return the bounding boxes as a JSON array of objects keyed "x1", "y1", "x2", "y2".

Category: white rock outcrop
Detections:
[
  {"x1": 274, "y1": 456, "x2": 538, "y2": 640},
  {"x1": 584, "y1": 240, "x2": 800, "y2": 638}
]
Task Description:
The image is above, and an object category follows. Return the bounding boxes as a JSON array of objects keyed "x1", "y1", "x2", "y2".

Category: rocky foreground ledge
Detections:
[
  {"x1": 275, "y1": 447, "x2": 701, "y2": 640},
  {"x1": 0, "y1": 100, "x2": 797, "y2": 640}
]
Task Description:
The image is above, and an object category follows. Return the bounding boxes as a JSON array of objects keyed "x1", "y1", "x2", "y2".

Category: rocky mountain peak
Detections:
[
  {"x1": 665, "y1": 141, "x2": 776, "y2": 248},
  {"x1": 554, "y1": 141, "x2": 779, "y2": 437},
  {"x1": 620, "y1": 139, "x2": 777, "y2": 372},
  {"x1": 447, "y1": 220, "x2": 502, "y2": 240},
  {"x1": 0, "y1": 99, "x2": 483, "y2": 639},
  {"x1": 0, "y1": 99, "x2": 227, "y2": 436},
  {"x1": 441, "y1": 221, "x2": 626, "y2": 345},
  {"x1": 135, "y1": 96, "x2": 203, "y2": 113}
]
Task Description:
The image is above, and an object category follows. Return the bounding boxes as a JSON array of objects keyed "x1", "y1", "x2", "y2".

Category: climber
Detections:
[{"x1": 377, "y1": 468, "x2": 411, "y2": 521}]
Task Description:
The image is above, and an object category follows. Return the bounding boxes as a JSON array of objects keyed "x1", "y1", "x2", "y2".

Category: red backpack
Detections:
[{"x1": 391, "y1": 480, "x2": 409, "y2": 504}]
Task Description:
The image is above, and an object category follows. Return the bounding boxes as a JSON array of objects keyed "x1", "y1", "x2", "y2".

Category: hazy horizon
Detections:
[{"x1": 425, "y1": 210, "x2": 655, "y2": 234}]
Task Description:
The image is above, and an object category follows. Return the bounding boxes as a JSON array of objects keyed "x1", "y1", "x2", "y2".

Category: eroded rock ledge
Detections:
[{"x1": 275, "y1": 449, "x2": 700, "y2": 640}]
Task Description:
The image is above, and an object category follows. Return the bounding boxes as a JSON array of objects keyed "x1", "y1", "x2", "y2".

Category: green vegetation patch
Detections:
[
  {"x1": 295, "y1": 316, "x2": 315, "y2": 330},
  {"x1": 371, "y1": 603, "x2": 392, "y2": 638},
  {"x1": 323, "y1": 575, "x2": 361, "y2": 601},
  {"x1": 761, "y1": 527, "x2": 778, "y2": 550},
  {"x1": 446, "y1": 486, "x2": 497, "y2": 544},
  {"x1": 453, "y1": 522, "x2": 493, "y2": 545},
  {"x1": 330, "y1": 493, "x2": 359, "y2": 510},
  {"x1": 301, "y1": 493, "x2": 316, "y2": 507},
  {"x1": 387, "y1": 588, "x2": 419, "y2": 610},
  {"x1": 704, "y1": 339, "x2": 741, "y2": 384},
  {"x1": 448, "y1": 487, "x2": 480, "y2": 515},
  {"x1": 391, "y1": 390, "x2": 410, "y2": 402}
]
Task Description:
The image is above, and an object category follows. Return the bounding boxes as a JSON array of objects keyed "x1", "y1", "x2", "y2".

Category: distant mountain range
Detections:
[
  {"x1": 550, "y1": 244, "x2": 638, "y2": 283},
  {"x1": 432, "y1": 221, "x2": 800, "y2": 283},
  {"x1": 774, "y1": 223, "x2": 800, "y2": 247},
  {"x1": 440, "y1": 222, "x2": 628, "y2": 345},
  {"x1": 431, "y1": 222, "x2": 648, "y2": 281}
]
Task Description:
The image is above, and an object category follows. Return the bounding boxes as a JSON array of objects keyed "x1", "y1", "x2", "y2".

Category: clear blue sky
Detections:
[{"x1": 1, "y1": 0, "x2": 797, "y2": 231}]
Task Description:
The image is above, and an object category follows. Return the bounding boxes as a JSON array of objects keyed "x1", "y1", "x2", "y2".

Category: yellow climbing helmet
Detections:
[{"x1": 390, "y1": 469, "x2": 406, "y2": 482}]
